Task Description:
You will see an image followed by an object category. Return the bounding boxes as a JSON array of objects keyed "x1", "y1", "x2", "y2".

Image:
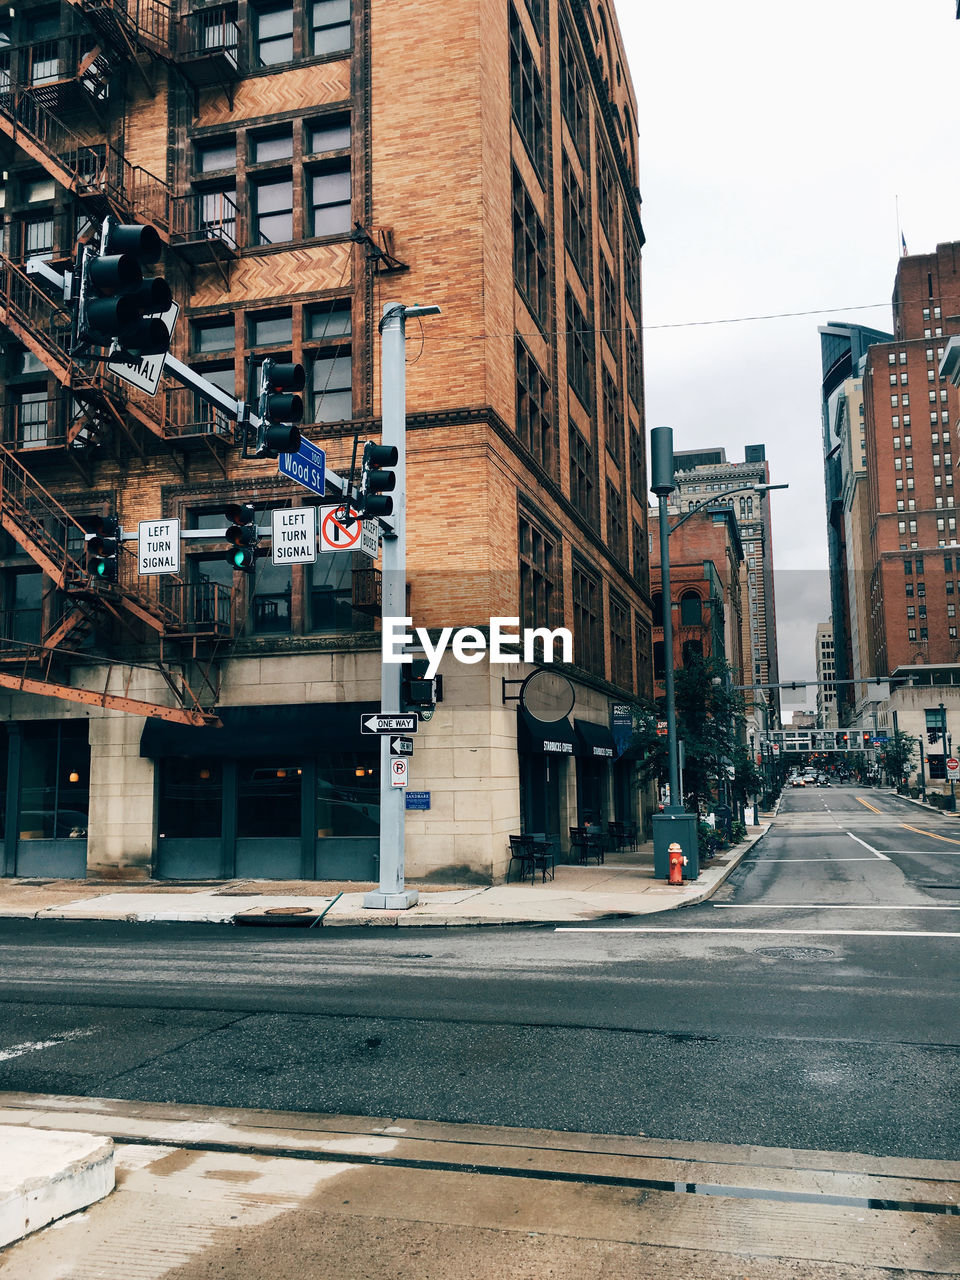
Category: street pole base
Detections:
[{"x1": 362, "y1": 890, "x2": 420, "y2": 910}]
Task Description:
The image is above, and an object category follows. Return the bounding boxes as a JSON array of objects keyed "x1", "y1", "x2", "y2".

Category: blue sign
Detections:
[
  {"x1": 405, "y1": 791, "x2": 431, "y2": 810},
  {"x1": 278, "y1": 437, "x2": 326, "y2": 497},
  {"x1": 611, "y1": 703, "x2": 633, "y2": 759}
]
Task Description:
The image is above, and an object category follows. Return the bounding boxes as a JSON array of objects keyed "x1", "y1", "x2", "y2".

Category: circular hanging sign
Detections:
[{"x1": 519, "y1": 670, "x2": 575, "y2": 723}]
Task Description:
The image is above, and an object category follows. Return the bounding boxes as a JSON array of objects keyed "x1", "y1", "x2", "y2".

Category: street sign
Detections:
[
  {"x1": 319, "y1": 505, "x2": 363, "y2": 553},
  {"x1": 278, "y1": 436, "x2": 326, "y2": 497},
  {"x1": 360, "y1": 713, "x2": 419, "y2": 734},
  {"x1": 271, "y1": 506, "x2": 316, "y2": 565},
  {"x1": 390, "y1": 757, "x2": 408, "y2": 788},
  {"x1": 947, "y1": 757, "x2": 960, "y2": 781},
  {"x1": 138, "y1": 518, "x2": 180, "y2": 575},
  {"x1": 360, "y1": 519, "x2": 379, "y2": 559},
  {"x1": 406, "y1": 791, "x2": 430, "y2": 810},
  {"x1": 389, "y1": 736, "x2": 414, "y2": 756},
  {"x1": 107, "y1": 301, "x2": 180, "y2": 396},
  {"x1": 656, "y1": 719, "x2": 668, "y2": 737}
]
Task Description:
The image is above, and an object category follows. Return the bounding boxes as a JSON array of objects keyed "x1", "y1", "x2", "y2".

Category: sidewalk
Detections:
[{"x1": 0, "y1": 826, "x2": 768, "y2": 928}]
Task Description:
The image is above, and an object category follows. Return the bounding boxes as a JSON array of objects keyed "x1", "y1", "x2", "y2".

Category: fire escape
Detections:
[{"x1": 0, "y1": 3, "x2": 243, "y2": 725}]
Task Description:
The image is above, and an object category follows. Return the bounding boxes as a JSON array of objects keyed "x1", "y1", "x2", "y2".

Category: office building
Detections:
[
  {"x1": 0, "y1": 0, "x2": 652, "y2": 881},
  {"x1": 814, "y1": 621, "x2": 837, "y2": 728}
]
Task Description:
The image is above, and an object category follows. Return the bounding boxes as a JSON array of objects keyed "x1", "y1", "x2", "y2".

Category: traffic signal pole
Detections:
[{"x1": 363, "y1": 303, "x2": 439, "y2": 911}]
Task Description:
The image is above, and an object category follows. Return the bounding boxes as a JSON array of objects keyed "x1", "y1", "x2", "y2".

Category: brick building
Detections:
[
  {"x1": 0, "y1": 0, "x2": 652, "y2": 881},
  {"x1": 649, "y1": 506, "x2": 745, "y2": 696},
  {"x1": 670, "y1": 446, "x2": 780, "y2": 734},
  {"x1": 863, "y1": 243, "x2": 960, "y2": 679}
]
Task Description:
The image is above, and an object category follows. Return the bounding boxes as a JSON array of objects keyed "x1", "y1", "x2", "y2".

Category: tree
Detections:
[
  {"x1": 630, "y1": 655, "x2": 746, "y2": 806},
  {"x1": 731, "y1": 744, "x2": 763, "y2": 809},
  {"x1": 877, "y1": 731, "x2": 917, "y2": 786}
]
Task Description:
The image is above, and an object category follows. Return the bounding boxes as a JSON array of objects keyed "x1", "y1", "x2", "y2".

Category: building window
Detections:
[
  {"x1": 254, "y1": 3, "x2": 294, "y2": 65},
  {"x1": 192, "y1": 318, "x2": 235, "y2": 352},
  {"x1": 566, "y1": 288, "x2": 592, "y2": 410},
  {"x1": 310, "y1": 348, "x2": 352, "y2": 422},
  {"x1": 252, "y1": 129, "x2": 293, "y2": 164},
  {"x1": 626, "y1": 326, "x2": 642, "y2": 408},
  {"x1": 632, "y1": 519, "x2": 646, "y2": 584},
  {"x1": 16, "y1": 719, "x2": 89, "y2": 841},
  {"x1": 572, "y1": 561, "x2": 603, "y2": 677},
  {"x1": 609, "y1": 591, "x2": 632, "y2": 689},
  {"x1": 630, "y1": 425, "x2": 644, "y2": 500},
  {"x1": 252, "y1": 176, "x2": 293, "y2": 244},
  {"x1": 596, "y1": 141, "x2": 617, "y2": 242},
  {"x1": 312, "y1": 0, "x2": 350, "y2": 55},
  {"x1": 512, "y1": 169, "x2": 548, "y2": 328},
  {"x1": 519, "y1": 513, "x2": 560, "y2": 634},
  {"x1": 623, "y1": 227, "x2": 641, "y2": 318},
  {"x1": 250, "y1": 309, "x2": 292, "y2": 346},
  {"x1": 308, "y1": 162, "x2": 351, "y2": 236},
  {"x1": 509, "y1": 4, "x2": 544, "y2": 175},
  {"x1": 569, "y1": 423, "x2": 594, "y2": 520},
  {"x1": 516, "y1": 337, "x2": 553, "y2": 473},
  {"x1": 307, "y1": 115, "x2": 350, "y2": 155},
  {"x1": 558, "y1": 19, "x2": 587, "y2": 158},
  {"x1": 561, "y1": 152, "x2": 590, "y2": 284},
  {"x1": 599, "y1": 256, "x2": 618, "y2": 349},
  {"x1": 680, "y1": 591, "x2": 702, "y2": 625},
  {"x1": 594, "y1": 364, "x2": 618, "y2": 462},
  {"x1": 908, "y1": 628, "x2": 917, "y2": 641},
  {"x1": 606, "y1": 479, "x2": 626, "y2": 561}
]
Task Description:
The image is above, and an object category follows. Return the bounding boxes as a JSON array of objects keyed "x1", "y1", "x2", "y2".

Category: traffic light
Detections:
[
  {"x1": 224, "y1": 503, "x2": 258, "y2": 573},
  {"x1": 75, "y1": 218, "x2": 171, "y2": 359},
  {"x1": 862, "y1": 731, "x2": 871, "y2": 747},
  {"x1": 358, "y1": 440, "x2": 398, "y2": 517},
  {"x1": 255, "y1": 358, "x2": 304, "y2": 457},
  {"x1": 84, "y1": 515, "x2": 120, "y2": 583},
  {"x1": 928, "y1": 729, "x2": 941, "y2": 744},
  {"x1": 402, "y1": 659, "x2": 442, "y2": 713}
]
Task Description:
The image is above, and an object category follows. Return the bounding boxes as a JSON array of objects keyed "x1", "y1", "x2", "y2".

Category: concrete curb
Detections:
[{"x1": 0, "y1": 1127, "x2": 114, "y2": 1248}]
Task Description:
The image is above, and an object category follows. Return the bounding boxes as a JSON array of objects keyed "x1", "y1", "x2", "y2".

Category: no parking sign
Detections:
[{"x1": 391, "y1": 757, "x2": 408, "y2": 788}]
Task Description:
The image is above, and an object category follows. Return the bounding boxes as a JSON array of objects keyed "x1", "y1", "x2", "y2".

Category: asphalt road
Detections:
[{"x1": 0, "y1": 784, "x2": 957, "y2": 1159}]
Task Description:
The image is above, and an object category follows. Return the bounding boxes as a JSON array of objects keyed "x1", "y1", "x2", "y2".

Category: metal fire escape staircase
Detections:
[{"x1": 0, "y1": 443, "x2": 220, "y2": 726}]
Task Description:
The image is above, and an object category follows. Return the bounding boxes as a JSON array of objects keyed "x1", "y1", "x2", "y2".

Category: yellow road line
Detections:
[
  {"x1": 856, "y1": 797, "x2": 883, "y2": 814},
  {"x1": 900, "y1": 823, "x2": 960, "y2": 846}
]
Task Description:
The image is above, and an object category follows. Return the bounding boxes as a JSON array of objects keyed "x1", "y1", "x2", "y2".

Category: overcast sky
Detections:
[{"x1": 618, "y1": 0, "x2": 960, "y2": 715}]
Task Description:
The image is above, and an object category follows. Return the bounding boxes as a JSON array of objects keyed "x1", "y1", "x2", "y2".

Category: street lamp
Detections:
[{"x1": 668, "y1": 482, "x2": 789, "y2": 535}]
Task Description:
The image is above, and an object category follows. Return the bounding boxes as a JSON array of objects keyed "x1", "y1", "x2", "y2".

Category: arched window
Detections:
[
  {"x1": 653, "y1": 639, "x2": 666, "y2": 679},
  {"x1": 682, "y1": 639, "x2": 704, "y2": 666},
  {"x1": 651, "y1": 592, "x2": 664, "y2": 628},
  {"x1": 680, "y1": 591, "x2": 702, "y2": 625}
]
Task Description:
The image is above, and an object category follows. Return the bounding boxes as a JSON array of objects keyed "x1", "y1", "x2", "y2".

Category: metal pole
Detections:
[
  {"x1": 657, "y1": 490, "x2": 682, "y2": 813},
  {"x1": 951, "y1": 733, "x2": 957, "y2": 813},
  {"x1": 918, "y1": 735, "x2": 927, "y2": 803},
  {"x1": 364, "y1": 304, "x2": 418, "y2": 910}
]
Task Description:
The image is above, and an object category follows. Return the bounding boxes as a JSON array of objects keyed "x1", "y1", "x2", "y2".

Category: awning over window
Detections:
[
  {"x1": 140, "y1": 702, "x2": 379, "y2": 759},
  {"x1": 574, "y1": 719, "x2": 616, "y2": 759},
  {"x1": 517, "y1": 708, "x2": 576, "y2": 755}
]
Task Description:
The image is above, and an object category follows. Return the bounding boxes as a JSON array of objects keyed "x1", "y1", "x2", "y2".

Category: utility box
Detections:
[{"x1": 653, "y1": 812, "x2": 699, "y2": 880}]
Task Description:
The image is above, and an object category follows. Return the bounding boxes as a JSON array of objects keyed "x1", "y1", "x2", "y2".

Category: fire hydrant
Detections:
[{"x1": 668, "y1": 841, "x2": 687, "y2": 885}]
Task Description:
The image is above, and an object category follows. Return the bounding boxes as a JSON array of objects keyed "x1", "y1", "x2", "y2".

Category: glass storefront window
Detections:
[
  {"x1": 253, "y1": 560, "x2": 292, "y2": 633},
  {"x1": 19, "y1": 721, "x2": 89, "y2": 840},
  {"x1": 158, "y1": 759, "x2": 222, "y2": 839},
  {"x1": 317, "y1": 751, "x2": 378, "y2": 837},
  {"x1": 238, "y1": 761, "x2": 301, "y2": 837}
]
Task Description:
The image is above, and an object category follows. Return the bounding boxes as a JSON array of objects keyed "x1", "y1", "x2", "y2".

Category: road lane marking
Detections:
[
  {"x1": 848, "y1": 833, "x2": 890, "y2": 860},
  {"x1": 877, "y1": 849, "x2": 960, "y2": 855},
  {"x1": 0, "y1": 1029, "x2": 93, "y2": 1062},
  {"x1": 556, "y1": 927, "x2": 960, "y2": 938},
  {"x1": 743, "y1": 857, "x2": 881, "y2": 863},
  {"x1": 712, "y1": 903, "x2": 960, "y2": 910},
  {"x1": 856, "y1": 797, "x2": 884, "y2": 814},
  {"x1": 900, "y1": 824, "x2": 960, "y2": 846}
]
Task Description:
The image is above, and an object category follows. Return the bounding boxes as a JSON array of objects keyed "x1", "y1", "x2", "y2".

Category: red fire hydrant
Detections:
[{"x1": 668, "y1": 842, "x2": 687, "y2": 885}]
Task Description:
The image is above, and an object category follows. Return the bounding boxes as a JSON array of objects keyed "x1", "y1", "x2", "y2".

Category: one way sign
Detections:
[
  {"x1": 360, "y1": 714, "x2": 418, "y2": 734},
  {"x1": 390, "y1": 736, "x2": 414, "y2": 756}
]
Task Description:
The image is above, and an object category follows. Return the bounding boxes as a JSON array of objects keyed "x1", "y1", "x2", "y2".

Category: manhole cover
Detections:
[
  {"x1": 263, "y1": 905, "x2": 313, "y2": 915},
  {"x1": 755, "y1": 946, "x2": 836, "y2": 961}
]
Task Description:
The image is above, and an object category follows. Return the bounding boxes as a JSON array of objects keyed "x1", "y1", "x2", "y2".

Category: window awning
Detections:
[
  {"x1": 574, "y1": 719, "x2": 616, "y2": 759},
  {"x1": 140, "y1": 702, "x2": 379, "y2": 759},
  {"x1": 517, "y1": 708, "x2": 576, "y2": 755}
]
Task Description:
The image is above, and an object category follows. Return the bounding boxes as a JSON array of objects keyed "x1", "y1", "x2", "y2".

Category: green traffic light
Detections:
[
  {"x1": 232, "y1": 549, "x2": 247, "y2": 568},
  {"x1": 95, "y1": 560, "x2": 106, "y2": 576}
]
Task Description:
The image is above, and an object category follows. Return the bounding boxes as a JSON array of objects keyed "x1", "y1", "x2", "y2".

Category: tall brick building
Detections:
[
  {"x1": 0, "y1": 0, "x2": 651, "y2": 880},
  {"x1": 863, "y1": 244, "x2": 960, "y2": 678}
]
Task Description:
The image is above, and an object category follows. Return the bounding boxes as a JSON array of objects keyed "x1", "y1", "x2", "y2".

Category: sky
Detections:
[{"x1": 617, "y1": 0, "x2": 960, "y2": 716}]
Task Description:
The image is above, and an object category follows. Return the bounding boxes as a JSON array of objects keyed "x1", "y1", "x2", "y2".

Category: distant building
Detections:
[
  {"x1": 861, "y1": 244, "x2": 960, "y2": 679},
  {"x1": 671, "y1": 446, "x2": 781, "y2": 733},
  {"x1": 815, "y1": 622, "x2": 838, "y2": 727},
  {"x1": 649, "y1": 506, "x2": 745, "y2": 702},
  {"x1": 791, "y1": 711, "x2": 816, "y2": 730},
  {"x1": 819, "y1": 322, "x2": 891, "y2": 724}
]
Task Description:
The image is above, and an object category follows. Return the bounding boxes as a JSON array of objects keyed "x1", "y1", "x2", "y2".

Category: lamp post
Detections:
[
  {"x1": 942, "y1": 701, "x2": 956, "y2": 812},
  {"x1": 651, "y1": 426, "x2": 682, "y2": 815}
]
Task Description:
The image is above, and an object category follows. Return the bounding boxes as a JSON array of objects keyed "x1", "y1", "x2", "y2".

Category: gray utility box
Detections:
[{"x1": 652, "y1": 812, "x2": 700, "y2": 880}]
